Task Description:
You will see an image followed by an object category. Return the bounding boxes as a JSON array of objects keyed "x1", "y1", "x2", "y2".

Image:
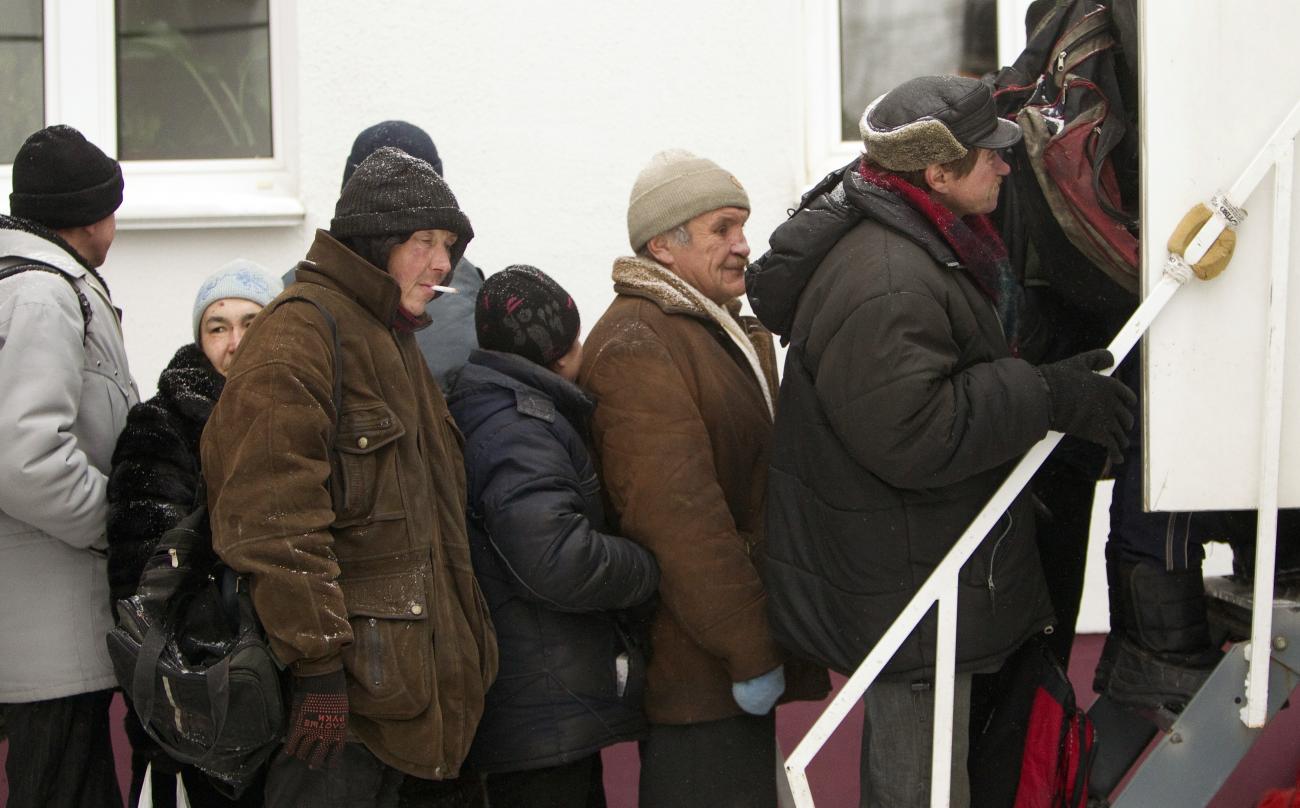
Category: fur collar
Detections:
[
  {"x1": 157, "y1": 343, "x2": 224, "y2": 426},
  {"x1": 611, "y1": 256, "x2": 772, "y2": 416}
]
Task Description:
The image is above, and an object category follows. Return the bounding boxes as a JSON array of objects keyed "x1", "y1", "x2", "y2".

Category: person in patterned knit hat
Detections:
[{"x1": 447, "y1": 264, "x2": 660, "y2": 805}]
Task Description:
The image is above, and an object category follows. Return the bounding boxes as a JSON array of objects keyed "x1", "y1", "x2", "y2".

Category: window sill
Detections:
[
  {"x1": 116, "y1": 190, "x2": 305, "y2": 230},
  {"x1": 0, "y1": 164, "x2": 306, "y2": 230}
]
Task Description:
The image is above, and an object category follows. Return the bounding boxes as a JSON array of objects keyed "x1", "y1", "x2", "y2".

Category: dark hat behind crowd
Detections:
[
  {"x1": 342, "y1": 120, "x2": 442, "y2": 189},
  {"x1": 9, "y1": 125, "x2": 123, "y2": 229},
  {"x1": 330, "y1": 146, "x2": 473, "y2": 267},
  {"x1": 860, "y1": 75, "x2": 1021, "y2": 171},
  {"x1": 476, "y1": 265, "x2": 580, "y2": 368}
]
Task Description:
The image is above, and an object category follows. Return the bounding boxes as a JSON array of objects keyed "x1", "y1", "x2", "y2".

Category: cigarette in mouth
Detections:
[{"x1": 431, "y1": 285, "x2": 458, "y2": 294}]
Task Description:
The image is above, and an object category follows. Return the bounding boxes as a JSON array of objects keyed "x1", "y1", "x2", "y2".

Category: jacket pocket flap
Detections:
[
  {"x1": 340, "y1": 572, "x2": 429, "y2": 620},
  {"x1": 336, "y1": 404, "x2": 405, "y2": 455}
]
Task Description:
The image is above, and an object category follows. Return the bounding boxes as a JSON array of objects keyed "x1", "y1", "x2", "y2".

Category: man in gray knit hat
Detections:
[
  {"x1": 580, "y1": 150, "x2": 827, "y2": 808},
  {"x1": 201, "y1": 146, "x2": 497, "y2": 806},
  {"x1": 747, "y1": 75, "x2": 1134, "y2": 807}
]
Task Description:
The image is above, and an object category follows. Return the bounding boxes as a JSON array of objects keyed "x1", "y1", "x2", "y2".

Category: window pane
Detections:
[
  {"x1": 116, "y1": 0, "x2": 272, "y2": 160},
  {"x1": 839, "y1": 0, "x2": 998, "y2": 142},
  {"x1": 0, "y1": 0, "x2": 44, "y2": 163}
]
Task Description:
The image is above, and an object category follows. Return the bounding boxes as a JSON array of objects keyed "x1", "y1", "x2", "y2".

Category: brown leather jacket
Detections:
[
  {"x1": 201, "y1": 230, "x2": 497, "y2": 779},
  {"x1": 579, "y1": 257, "x2": 827, "y2": 725}
]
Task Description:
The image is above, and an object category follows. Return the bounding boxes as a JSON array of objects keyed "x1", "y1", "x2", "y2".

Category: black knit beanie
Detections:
[
  {"x1": 342, "y1": 120, "x2": 442, "y2": 189},
  {"x1": 9, "y1": 125, "x2": 123, "y2": 229},
  {"x1": 331, "y1": 146, "x2": 473, "y2": 267},
  {"x1": 476, "y1": 265, "x2": 581, "y2": 367}
]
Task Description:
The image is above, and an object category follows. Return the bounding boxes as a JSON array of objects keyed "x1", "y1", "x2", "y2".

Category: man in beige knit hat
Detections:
[{"x1": 579, "y1": 150, "x2": 827, "y2": 808}]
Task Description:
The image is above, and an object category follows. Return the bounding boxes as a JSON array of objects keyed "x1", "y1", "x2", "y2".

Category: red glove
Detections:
[{"x1": 284, "y1": 670, "x2": 348, "y2": 769}]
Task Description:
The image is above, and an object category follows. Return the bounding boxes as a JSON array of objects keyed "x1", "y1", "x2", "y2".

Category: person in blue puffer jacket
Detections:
[{"x1": 446, "y1": 265, "x2": 660, "y2": 808}]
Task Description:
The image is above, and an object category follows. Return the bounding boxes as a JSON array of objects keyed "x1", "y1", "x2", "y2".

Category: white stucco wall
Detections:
[
  {"x1": 16, "y1": 0, "x2": 1150, "y2": 635},
  {"x1": 104, "y1": 0, "x2": 808, "y2": 398}
]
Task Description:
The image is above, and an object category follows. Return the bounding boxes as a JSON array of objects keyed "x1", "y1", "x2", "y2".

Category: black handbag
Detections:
[
  {"x1": 105, "y1": 293, "x2": 342, "y2": 797},
  {"x1": 106, "y1": 497, "x2": 283, "y2": 798}
]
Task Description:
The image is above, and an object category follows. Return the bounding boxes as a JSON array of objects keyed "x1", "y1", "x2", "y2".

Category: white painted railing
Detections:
[{"x1": 784, "y1": 97, "x2": 1300, "y2": 807}]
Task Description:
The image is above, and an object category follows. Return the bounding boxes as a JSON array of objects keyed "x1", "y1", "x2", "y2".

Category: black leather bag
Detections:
[{"x1": 106, "y1": 498, "x2": 283, "y2": 798}]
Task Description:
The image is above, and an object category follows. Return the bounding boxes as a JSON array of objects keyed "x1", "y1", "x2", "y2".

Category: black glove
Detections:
[
  {"x1": 284, "y1": 670, "x2": 348, "y2": 769},
  {"x1": 1037, "y1": 349, "x2": 1137, "y2": 464}
]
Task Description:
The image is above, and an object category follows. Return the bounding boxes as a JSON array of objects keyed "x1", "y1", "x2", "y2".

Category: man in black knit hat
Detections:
[
  {"x1": 0, "y1": 125, "x2": 137, "y2": 807},
  {"x1": 203, "y1": 147, "x2": 498, "y2": 807},
  {"x1": 285, "y1": 120, "x2": 486, "y2": 392}
]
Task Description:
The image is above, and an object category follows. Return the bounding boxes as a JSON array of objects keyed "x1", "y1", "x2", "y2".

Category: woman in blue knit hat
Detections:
[{"x1": 106, "y1": 259, "x2": 281, "y2": 808}]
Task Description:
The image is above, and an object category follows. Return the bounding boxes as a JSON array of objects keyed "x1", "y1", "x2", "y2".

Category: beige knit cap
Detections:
[{"x1": 626, "y1": 149, "x2": 750, "y2": 251}]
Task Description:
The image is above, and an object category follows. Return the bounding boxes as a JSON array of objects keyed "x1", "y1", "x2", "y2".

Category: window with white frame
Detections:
[
  {"x1": 0, "y1": 0, "x2": 300, "y2": 229},
  {"x1": 116, "y1": 1, "x2": 272, "y2": 161},
  {"x1": 804, "y1": 0, "x2": 1028, "y2": 182},
  {"x1": 0, "y1": 1, "x2": 44, "y2": 161}
]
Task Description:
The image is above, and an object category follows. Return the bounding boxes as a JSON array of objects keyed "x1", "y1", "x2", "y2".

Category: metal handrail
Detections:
[{"x1": 784, "y1": 98, "x2": 1300, "y2": 807}]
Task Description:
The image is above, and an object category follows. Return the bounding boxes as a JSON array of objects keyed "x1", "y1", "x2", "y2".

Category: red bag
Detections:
[{"x1": 1013, "y1": 662, "x2": 1096, "y2": 808}]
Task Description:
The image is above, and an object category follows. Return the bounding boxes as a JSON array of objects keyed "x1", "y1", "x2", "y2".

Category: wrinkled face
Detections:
[
  {"x1": 931, "y1": 148, "x2": 1011, "y2": 217},
  {"x1": 199, "y1": 298, "x2": 263, "y2": 376},
  {"x1": 656, "y1": 207, "x2": 751, "y2": 305},
  {"x1": 386, "y1": 229, "x2": 458, "y2": 317}
]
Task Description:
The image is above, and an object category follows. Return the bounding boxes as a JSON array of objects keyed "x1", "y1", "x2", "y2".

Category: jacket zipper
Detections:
[
  {"x1": 367, "y1": 617, "x2": 382, "y2": 686},
  {"x1": 986, "y1": 512, "x2": 1014, "y2": 608}
]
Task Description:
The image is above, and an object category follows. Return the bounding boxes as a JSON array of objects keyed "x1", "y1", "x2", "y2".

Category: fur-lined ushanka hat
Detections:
[{"x1": 860, "y1": 75, "x2": 1021, "y2": 171}]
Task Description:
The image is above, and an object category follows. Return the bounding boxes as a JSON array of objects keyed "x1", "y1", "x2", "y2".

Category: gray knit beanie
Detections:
[
  {"x1": 626, "y1": 149, "x2": 750, "y2": 252},
  {"x1": 330, "y1": 146, "x2": 473, "y2": 266},
  {"x1": 192, "y1": 259, "x2": 283, "y2": 341}
]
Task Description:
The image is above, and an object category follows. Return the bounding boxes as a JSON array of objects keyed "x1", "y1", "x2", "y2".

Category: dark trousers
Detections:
[
  {"x1": 638, "y1": 713, "x2": 776, "y2": 808},
  {"x1": 3, "y1": 689, "x2": 123, "y2": 808},
  {"x1": 482, "y1": 754, "x2": 606, "y2": 808},
  {"x1": 126, "y1": 704, "x2": 264, "y2": 808},
  {"x1": 263, "y1": 742, "x2": 487, "y2": 808},
  {"x1": 264, "y1": 743, "x2": 404, "y2": 808},
  {"x1": 399, "y1": 768, "x2": 487, "y2": 808}
]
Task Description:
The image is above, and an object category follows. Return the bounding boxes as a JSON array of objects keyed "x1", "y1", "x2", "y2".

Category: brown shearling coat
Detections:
[
  {"x1": 201, "y1": 231, "x2": 497, "y2": 780},
  {"x1": 579, "y1": 256, "x2": 826, "y2": 725}
]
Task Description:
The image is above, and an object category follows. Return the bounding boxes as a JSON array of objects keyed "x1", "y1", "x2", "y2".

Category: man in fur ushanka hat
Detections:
[{"x1": 747, "y1": 75, "x2": 1137, "y2": 807}]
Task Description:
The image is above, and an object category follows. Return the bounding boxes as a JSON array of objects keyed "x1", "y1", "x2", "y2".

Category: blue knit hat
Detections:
[{"x1": 192, "y1": 259, "x2": 283, "y2": 341}]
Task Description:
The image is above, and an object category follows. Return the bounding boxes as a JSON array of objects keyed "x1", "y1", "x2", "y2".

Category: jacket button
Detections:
[
  {"x1": 411, "y1": 604, "x2": 423, "y2": 615},
  {"x1": 357, "y1": 436, "x2": 369, "y2": 449},
  {"x1": 433, "y1": 766, "x2": 442, "y2": 777}
]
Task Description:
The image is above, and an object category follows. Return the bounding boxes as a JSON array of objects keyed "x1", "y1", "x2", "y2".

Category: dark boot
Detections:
[
  {"x1": 1092, "y1": 544, "x2": 1128, "y2": 694},
  {"x1": 1104, "y1": 560, "x2": 1221, "y2": 712}
]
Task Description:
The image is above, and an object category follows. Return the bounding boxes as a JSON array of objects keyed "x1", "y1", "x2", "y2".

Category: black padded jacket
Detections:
[
  {"x1": 447, "y1": 349, "x2": 660, "y2": 773},
  {"x1": 746, "y1": 163, "x2": 1056, "y2": 679}
]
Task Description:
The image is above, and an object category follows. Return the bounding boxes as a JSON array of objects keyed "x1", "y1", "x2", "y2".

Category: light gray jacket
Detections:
[{"x1": 0, "y1": 226, "x2": 139, "y2": 702}]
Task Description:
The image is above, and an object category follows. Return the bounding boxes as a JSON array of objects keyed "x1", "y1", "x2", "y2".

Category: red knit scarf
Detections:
[{"x1": 857, "y1": 159, "x2": 1022, "y2": 355}]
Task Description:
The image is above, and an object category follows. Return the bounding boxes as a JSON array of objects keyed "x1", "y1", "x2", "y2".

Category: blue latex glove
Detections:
[{"x1": 732, "y1": 665, "x2": 786, "y2": 715}]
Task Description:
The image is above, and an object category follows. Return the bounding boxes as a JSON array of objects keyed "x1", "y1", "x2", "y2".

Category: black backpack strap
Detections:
[
  {"x1": 131, "y1": 622, "x2": 171, "y2": 729},
  {"x1": 0, "y1": 256, "x2": 92, "y2": 342}
]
